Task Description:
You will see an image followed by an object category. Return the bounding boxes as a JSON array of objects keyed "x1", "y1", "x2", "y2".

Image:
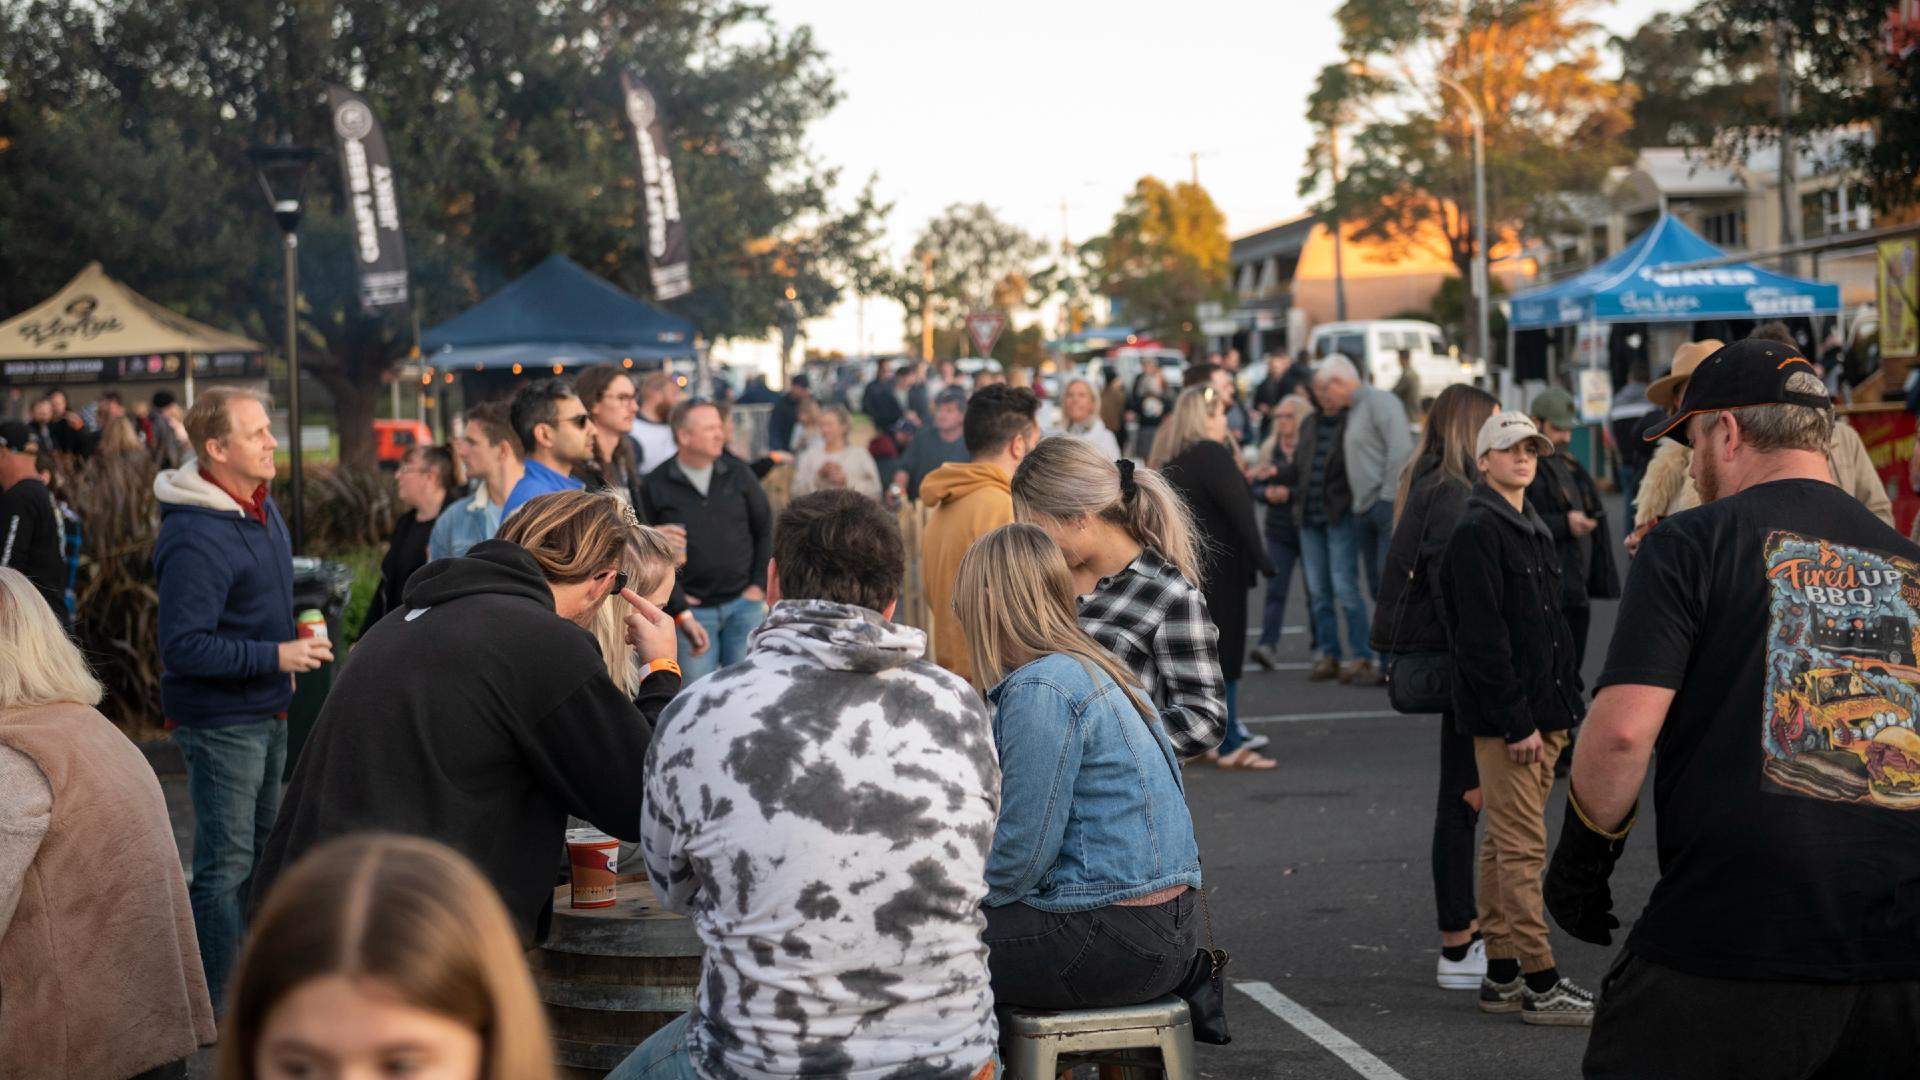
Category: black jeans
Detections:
[
  {"x1": 1585, "y1": 951, "x2": 1920, "y2": 1079},
  {"x1": 1434, "y1": 713, "x2": 1480, "y2": 934},
  {"x1": 983, "y1": 893, "x2": 1198, "y2": 1010},
  {"x1": 1564, "y1": 604, "x2": 1591, "y2": 669}
]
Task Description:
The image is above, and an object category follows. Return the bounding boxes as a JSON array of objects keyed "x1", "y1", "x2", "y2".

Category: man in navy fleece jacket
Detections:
[{"x1": 152, "y1": 387, "x2": 331, "y2": 1010}]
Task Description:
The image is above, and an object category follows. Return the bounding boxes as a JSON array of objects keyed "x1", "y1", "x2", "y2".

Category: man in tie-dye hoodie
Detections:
[{"x1": 616, "y1": 490, "x2": 1001, "y2": 1080}]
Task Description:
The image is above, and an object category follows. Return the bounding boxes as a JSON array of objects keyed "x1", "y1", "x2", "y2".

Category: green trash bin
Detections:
[{"x1": 287, "y1": 557, "x2": 354, "y2": 781}]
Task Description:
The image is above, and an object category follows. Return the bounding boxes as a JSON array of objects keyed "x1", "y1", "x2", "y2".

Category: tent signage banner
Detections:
[
  {"x1": 619, "y1": 70, "x2": 692, "y2": 301},
  {"x1": 327, "y1": 85, "x2": 410, "y2": 313}
]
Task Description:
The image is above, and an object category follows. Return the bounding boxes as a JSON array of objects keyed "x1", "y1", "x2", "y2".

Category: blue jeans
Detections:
[
  {"x1": 1299, "y1": 519, "x2": 1373, "y2": 663},
  {"x1": 609, "y1": 1012, "x2": 704, "y2": 1080},
  {"x1": 1258, "y1": 536, "x2": 1300, "y2": 647},
  {"x1": 1218, "y1": 680, "x2": 1246, "y2": 753},
  {"x1": 679, "y1": 596, "x2": 768, "y2": 681},
  {"x1": 173, "y1": 717, "x2": 287, "y2": 1012},
  {"x1": 1353, "y1": 499, "x2": 1395, "y2": 600}
]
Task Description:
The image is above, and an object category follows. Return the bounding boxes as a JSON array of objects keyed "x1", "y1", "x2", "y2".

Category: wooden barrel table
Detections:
[{"x1": 529, "y1": 874, "x2": 703, "y2": 1077}]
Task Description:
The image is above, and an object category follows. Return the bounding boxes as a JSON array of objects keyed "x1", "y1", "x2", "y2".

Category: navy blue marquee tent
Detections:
[
  {"x1": 420, "y1": 254, "x2": 695, "y2": 371},
  {"x1": 1511, "y1": 213, "x2": 1841, "y2": 330}
]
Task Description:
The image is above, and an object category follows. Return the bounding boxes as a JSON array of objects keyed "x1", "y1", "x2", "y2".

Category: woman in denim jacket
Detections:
[{"x1": 955, "y1": 523, "x2": 1203, "y2": 1009}]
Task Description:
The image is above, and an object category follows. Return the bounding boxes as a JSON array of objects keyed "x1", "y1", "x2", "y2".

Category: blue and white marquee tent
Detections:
[{"x1": 1511, "y1": 213, "x2": 1842, "y2": 330}]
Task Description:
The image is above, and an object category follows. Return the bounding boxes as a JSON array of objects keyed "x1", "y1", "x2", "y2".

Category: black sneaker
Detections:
[
  {"x1": 1478, "y1": 974, "x2": 1523, "y2": 1014},
  {"x1": 1522, "y1": 977, "x2": 1596, "y2": 1026}
]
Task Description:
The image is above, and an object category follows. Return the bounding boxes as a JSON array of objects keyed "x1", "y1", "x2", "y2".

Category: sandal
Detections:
[{"x1": 1215, "y1": 747, "x2": 1278, "y2": 770}]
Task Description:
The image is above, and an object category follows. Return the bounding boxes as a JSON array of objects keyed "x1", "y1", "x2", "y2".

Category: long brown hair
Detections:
[
  {"x1": 955, "y1": 523, "x2": 1153, "y2": 722},
  {"x1": 1394, "y1": 384, "x2": 1499, "y2": 519},
  {"x1": 1010, "y1": 436, "x2": 1202, "y2": 586},
  {"x1": 218, "y1": 834, "x2": 555, "y2": 1080},
  {"x1": 1147, "y1": 386, "x2": 1234, "y2": 468},
  {"x1": 498, "y1": 489, "x2": 671, "y2": 592}
]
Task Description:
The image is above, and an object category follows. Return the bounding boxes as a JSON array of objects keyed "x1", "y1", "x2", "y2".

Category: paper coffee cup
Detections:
[{"x1": 565, "y1": 828, "x2": 620, "y2": 908}]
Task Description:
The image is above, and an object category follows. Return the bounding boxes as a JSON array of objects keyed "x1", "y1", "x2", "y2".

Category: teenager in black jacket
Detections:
[
  {"x1": 1369, "y1": 384, "x2": 1499, "y2": 991},
  {"x1": 254, "y1": 492, "x2": 682, "y2": 947},
  {"x1": 1439, "y1": 413, "x2": 1591, "y2": 1026}
]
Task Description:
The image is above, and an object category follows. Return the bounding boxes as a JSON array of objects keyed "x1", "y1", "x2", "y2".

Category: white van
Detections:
[
  {"x1": 1308, "y1": 320, "x2": 1485, "y2": 402},
  {"x1": 1090, "y1": 346, "x2": 1186, "y2": 393}
]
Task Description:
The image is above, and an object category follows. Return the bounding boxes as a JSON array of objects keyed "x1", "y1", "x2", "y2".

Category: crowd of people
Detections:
[{"x1": 3, "y1": 321, "x2": 1918, "y2": 1078}]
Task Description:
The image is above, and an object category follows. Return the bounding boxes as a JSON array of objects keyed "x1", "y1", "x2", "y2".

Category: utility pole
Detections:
[
  {"x1": 1190, "y1": 151, "x2": 1200, "y2": 187},
  {"x1": 1329, "y1": 125, "x2": 1349, "y2": 322},
  {"x1": 1775, "y1": 17, "x2": 1799, "y2": 275},
  {"x1": 921, "y1": 250, "x2": 936, "y2": 362}
]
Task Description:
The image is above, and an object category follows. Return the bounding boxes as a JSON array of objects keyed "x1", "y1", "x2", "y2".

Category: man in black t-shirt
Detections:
[
  {"x1": 0, "y1": 421, "x2": 67, "y2": 625},
  {"x1": 1549, "y1": 340, "x2": 1920, "y2": 1079}
]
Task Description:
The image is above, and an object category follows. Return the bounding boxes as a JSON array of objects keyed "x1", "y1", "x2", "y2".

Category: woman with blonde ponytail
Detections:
[{"x1": 1011, "y1": 436, "x2": 1226, "y2": 757}]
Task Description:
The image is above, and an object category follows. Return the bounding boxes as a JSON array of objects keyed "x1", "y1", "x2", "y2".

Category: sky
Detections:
[{"x1": 726, "y1": 0, "x2": 1682, "y2": 366}]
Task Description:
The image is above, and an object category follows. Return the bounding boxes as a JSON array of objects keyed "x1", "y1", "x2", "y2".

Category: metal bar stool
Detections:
[{"x1": 997, "y1": 994, "x2": 1198, "y2": 1079}]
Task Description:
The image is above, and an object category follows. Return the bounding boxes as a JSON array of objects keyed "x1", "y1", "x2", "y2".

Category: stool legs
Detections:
[
  {"x1": 1155, "y1": 1015, "x2": 1198, "y2": 1080},
  {"x1": 1003, "y1": 1038, "x2": 1058, "y2": 1079}
]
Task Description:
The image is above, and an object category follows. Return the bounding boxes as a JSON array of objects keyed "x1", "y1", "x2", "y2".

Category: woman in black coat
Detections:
[
  {"x1": 1369, "y1": 384, "x2": 1499, "y2": 990},
  {"x1": 363, "y1": 444, "x2": 458, "y2": 633},
  {"x1": 1155, "y1": 387, "x2": 1277, "y2": 770}
]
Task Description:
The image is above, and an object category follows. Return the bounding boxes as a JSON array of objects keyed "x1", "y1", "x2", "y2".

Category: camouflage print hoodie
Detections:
[{"x1": 640, "y1": 598, "x2": 1000, "y2": 1079}]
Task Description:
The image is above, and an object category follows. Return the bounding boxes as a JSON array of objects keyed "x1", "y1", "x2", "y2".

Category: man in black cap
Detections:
[
  {"x1": 0, "y1": 421, "x2": 68, "y2": 624},
  {"x1": 1549, "y1": 339, "x2": 1920, "y2": 1078}
]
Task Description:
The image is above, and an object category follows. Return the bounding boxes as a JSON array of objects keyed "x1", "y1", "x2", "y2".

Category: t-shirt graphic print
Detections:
[{"x1": 1764, "y1": 530, "x2": 1920, "y2": 811}]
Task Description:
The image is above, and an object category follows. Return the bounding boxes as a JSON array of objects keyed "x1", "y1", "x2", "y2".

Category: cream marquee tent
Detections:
[{"x1": 0, "y1": 263, "x2": 265, "y2": 402}]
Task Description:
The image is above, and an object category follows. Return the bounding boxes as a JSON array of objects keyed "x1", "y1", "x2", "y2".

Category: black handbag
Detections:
[
  {"x1": 1171, "y1": 886, "x2": 1231, "y2": 1044},
  {"x1": 1383, "y1": 487, "x2": 1454, "y2": 715}
]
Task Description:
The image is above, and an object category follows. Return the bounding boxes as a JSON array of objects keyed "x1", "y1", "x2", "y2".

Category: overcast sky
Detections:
[{"x1": 731, "y1": 0, "x2": 1681, "y2": 363}]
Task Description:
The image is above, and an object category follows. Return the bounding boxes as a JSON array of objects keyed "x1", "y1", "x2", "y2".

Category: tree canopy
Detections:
[
  {"x1": 0, "y1": 0, "x2": 888, "y2": 464},
  {"x1": 1078, "y1": 177, "x2": 1230, "y2": 351},
  {"x1": 893, "y1": 202, "x2": 1047, "y2": 352}
]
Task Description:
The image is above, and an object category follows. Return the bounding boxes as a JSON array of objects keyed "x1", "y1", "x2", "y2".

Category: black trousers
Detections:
[
  {"x1": 1585, "y1": 951, "x2": 1920, "y2": 1080},
  {"x1": 983, "y1": 893, "x2": 1198, "y2": 1010},
  {"x1": 1433, "y1": 713, "x2": 1480, "y2": 934},
  {"x1": 1565, "y1": 604, "x2": 1592, "y2": 668}
]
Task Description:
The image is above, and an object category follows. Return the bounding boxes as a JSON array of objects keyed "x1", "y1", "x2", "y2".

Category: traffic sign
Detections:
[{"x1": 966, "y1": 311, "x2": 1007, "y2": 358}]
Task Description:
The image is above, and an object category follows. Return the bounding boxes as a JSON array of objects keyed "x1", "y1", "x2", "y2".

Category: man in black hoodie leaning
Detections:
[
  {"x1": 254, "y1": 490, "x2": 681, "y2": 944},
  {"x1": 1440, "y1": 412, "x2": 1592, "y2": 1027}
]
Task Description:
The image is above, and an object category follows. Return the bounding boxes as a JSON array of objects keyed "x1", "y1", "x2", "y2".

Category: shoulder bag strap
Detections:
[{"x1": 1383, "y1": 473, "x2": 1440, "y2": 653}]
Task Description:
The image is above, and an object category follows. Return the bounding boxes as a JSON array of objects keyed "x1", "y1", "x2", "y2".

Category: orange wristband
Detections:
[{"x1": 644, "y1": 658, "x2": 682, "y2": 679}]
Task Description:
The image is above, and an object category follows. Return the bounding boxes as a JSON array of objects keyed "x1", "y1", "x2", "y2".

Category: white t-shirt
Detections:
[{"x1": 631, "y1": 416, "x2": 678, "y2": 474}]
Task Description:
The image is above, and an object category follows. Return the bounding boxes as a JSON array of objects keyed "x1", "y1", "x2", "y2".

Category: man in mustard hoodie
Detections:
[{"x1": 921, "y1": 384, "x2": 1042, "y2": 680}]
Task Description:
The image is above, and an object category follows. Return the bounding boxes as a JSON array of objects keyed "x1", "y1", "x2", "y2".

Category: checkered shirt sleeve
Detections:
[{"x1": 1080, "y1": 555, "x2": 1226, "y2": 757}]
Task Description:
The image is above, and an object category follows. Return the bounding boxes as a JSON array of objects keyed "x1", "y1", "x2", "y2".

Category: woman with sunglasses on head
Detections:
[
  {"x1": 1012, "y1": 436, "x2": 1227, "y2": 759},
  {"x1": 1152, "y1": 387, "x2": 1279, "y2": 769},
  {"x1": 956, "y1": 524, "x2": 1202, "y2": 1009},
  {"x1": 362, "y1": 444, "x2": 459, "y2": 634},
  {"x1": 253, "y1": 490, "x2": 683, "y2": 947}
]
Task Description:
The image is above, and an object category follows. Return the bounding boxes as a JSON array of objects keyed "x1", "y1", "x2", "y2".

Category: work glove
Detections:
[{"x1": 1544, "y1": 788, "x2": 1636, "y2": 946}]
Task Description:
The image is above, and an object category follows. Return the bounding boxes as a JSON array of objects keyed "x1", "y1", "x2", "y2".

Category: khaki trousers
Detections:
[{"x1": 1472, "y1": 729, "x2": 1569, "y2": 972}]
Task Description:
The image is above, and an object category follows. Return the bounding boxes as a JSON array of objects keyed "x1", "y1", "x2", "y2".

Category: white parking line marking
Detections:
[
  {"x1": 1239, "y1": 710, "x2": 1406, "y2": 725},
  {"x1": 1235, "y1": 981, "x2": 1409, "y2": 1080}
]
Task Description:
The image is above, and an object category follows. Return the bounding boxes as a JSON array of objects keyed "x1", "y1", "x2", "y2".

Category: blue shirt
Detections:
[
  {"x1": 984, "y1": 653, "x2": 1202, "y2": 911},
  {"x1": 428, "y1": 489, "x2": 503, "y2": 560},
  {"x1": 501, "y1": 459, "x2": 584, "y2": 517}
]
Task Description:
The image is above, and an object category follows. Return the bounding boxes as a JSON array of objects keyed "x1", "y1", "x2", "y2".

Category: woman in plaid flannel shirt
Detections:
[{"x1": 1011, "y1": 436, "x2": 1227, "y2": 757}]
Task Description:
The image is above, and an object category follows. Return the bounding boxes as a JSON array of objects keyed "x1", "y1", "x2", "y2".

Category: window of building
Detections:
[
  {"x1": 1701, "y1": 208, "x2": 1748, "y2": 249},
  {"x1": 1801, "y1": 185, "x2": 1873, "y2": 240}
]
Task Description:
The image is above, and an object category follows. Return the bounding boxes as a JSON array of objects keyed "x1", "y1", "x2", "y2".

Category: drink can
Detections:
[
  {"x1": 296, "y1": 609, "x2": 328, "y2": 643},
  {"x1": 566, "y1": 828, "x2": 621, "y2": 908}
]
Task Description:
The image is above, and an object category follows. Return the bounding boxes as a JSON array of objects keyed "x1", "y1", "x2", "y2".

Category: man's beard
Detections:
[{"x1": 1695, "y1": 448, "x2": 1722, "y2": 503}]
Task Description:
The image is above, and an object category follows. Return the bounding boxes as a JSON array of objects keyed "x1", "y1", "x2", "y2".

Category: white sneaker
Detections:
[
  {"x1": 1243, "y1": 733, "x2": 1271, "y2": 752},
  {"x1": 1436, "y1": 938, "x2": 1487, "y2": 990}
]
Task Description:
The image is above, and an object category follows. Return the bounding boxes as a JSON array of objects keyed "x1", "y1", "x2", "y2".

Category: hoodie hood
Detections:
[
  {"x1": 401, "y1": 539, "x2": 556, "y2": 611},
  {"x1": 1470, "y1": 481, "x2": 1554, "y2": 542},
  {"x1": 919, "y1": 461, "x2": 1009, "y2": 508},
  {"x1": 153, "y1": 457, "x2": 244, "y2": 515},
  {"x1": 749, "y1": 599, "x2": 926, "y2": 673}
]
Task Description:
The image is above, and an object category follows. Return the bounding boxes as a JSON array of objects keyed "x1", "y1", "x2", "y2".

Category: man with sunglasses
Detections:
[{"x1": 503, "y1": 378, "x2": 593, "y2": 516}]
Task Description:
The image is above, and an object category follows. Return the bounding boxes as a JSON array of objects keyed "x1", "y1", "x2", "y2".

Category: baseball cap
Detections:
[
  {"x1": 0, "y1": 420, "x2": 40, "y2": 455},
  {"x1": 1476, "y1": 412, "x2": 1556, "y2": 459},
  {"x1": 1642, "y1": 339, "x2": 1830, "y2": 446},
  {"x1": 1530, "y1": 388, "x2": 1580, "y2": 429},
  {"x1": 935, "y1": 386, "x2": 969, "y2": 409}
]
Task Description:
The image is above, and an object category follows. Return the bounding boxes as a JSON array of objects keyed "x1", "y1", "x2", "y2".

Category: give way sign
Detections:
[{"x1": 966, "y1": 311, "x2": 1007, "y2": 357}]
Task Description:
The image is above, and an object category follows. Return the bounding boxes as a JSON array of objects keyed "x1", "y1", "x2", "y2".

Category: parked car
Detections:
[
  {"x1": 1094, "y1": 346, "x2": 1187, "y2": 394},
  {"x1": 1309, "y1": 319, "x2": 1484, "y2": 404},
  {"x1": 373, "y1": 419, "x2": 434, "y2": 469}
]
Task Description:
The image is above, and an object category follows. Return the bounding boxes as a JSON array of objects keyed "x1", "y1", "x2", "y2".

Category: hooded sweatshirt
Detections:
[
  {"x1": 919, "y1": 460, "x2": 1013, "y2": 681},
  {"x1": 152, "y1": 459, "x2": 295, "y2": 727},
  {"x1": 641, "y1": 599, "x2": 999, "y2": 1080},
  {"x1": 252, "y1": 540, "x2": 671, "y2": 945}
]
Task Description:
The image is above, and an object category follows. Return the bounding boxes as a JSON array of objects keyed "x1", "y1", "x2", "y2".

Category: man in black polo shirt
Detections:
[
  {"x1": 1548, "y1": 339, "x2": 1920, "y2": 1078},
  {"x1": 0, "y1": 421, "x2": 67, "y2": 625}
]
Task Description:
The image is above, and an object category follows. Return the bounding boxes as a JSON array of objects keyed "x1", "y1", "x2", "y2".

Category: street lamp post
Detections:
[
  {"x1": 247, "y1": 142, "x2": 319, "y2": 555},
  {"x1": 1433, "y1": 74, "x2": 1490, "y2": 370}
]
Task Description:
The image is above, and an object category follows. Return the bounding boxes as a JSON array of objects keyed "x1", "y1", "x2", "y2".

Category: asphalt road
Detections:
[{"x1": 1187, "y1": 514, "x2": 1648, "y2": 1080}]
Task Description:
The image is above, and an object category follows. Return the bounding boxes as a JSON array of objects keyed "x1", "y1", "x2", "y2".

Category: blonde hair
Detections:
[
  {"x1": 956, "y1": 523, "x2": 1153, "y2": 721},
  {"x1": 497, "y1": 489, "x2": 672, "y2": 591},
  {"x1": 99, "y1": 416, "x2": 147, "y2": 458},
  {"x1": 0, "y1": 568, "x2": 101, "y2": 710},
  {"x1": 1148, "y1": 386, "x2": 1233, "y2": 468},
  {"x1": 185, "y1": 386, "x2": 268, "y2": 460},
  {"x1": 1010, "y1": 436, "x2": 1202, "y2": 586},
  {"x1": 1257, "y1": 395, "x2": 1312, "y2": 462},
  {"x1": 218, "y1": 834, "x2": 555, "y2": 1080}
]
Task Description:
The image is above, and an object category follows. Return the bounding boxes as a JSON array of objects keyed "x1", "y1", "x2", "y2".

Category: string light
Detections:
[
  {"x1": 621, "y1": 358, "x2": 634, "y2": 369},
  {"x1": 443, "y1": 373, "x2": 454, "y2": 384},
  {"x1": 552, "y1": 363, "x2": 564, "y2": 375},
  {"x1": 511, "y1": 363, "x2": 523, "y2": 375}
]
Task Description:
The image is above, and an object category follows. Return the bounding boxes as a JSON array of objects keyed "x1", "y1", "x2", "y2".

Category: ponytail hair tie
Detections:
[{"x1": 1116, "y1": 458, "x2": 1138, "y2": 502}]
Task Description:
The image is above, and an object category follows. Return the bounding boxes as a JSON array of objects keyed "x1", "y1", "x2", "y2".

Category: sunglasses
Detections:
[
  {"x1": 556, "y1": 413, "x2": 591, "y2": 430},
  {"x1": 603, "y1": 568, "x2": 630, "y2": 594}
]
